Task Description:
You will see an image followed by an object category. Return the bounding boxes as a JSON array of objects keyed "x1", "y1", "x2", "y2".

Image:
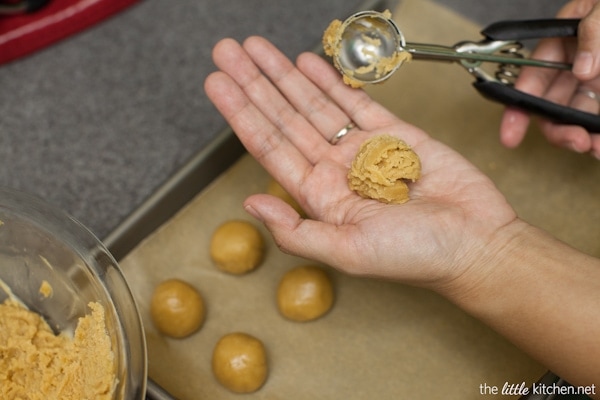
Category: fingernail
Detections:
[
  {"x1": 573, "y1": 51, "x2": 594, "y2": 77},
  {"x1": 244, "y1": 204, "x2": 264, "y2": 222},
  {"x1": 567, "y1": 141, "x2": 585, "y2": 153}
]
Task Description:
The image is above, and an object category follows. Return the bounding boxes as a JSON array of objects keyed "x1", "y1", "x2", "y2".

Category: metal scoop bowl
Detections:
[{"x1": 334, "y1": 11, "x2": 407, "y2": 85}]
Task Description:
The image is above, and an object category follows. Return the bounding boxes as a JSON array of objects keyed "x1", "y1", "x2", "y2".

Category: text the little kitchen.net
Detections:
[{"x1": 479, "y1": 381, "x2": 596, "y2": 397}]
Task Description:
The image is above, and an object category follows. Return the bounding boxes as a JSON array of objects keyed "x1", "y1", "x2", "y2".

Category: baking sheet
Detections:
[
  {"x1": 121, "y1": 155, "x2": 544, "y2": 400},
  {"x1": 120, "y1": 0, "x2": 599, "y2": 398}
]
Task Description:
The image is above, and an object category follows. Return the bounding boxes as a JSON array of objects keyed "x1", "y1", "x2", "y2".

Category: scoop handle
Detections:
[
  {"x1": 473, "y1": 80, "x2": 600, "y2": 132},
  {"x1": 481, "y1": 19, "x2": 580, "y2": 41}
]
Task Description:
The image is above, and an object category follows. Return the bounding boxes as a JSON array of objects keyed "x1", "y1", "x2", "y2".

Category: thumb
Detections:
[
  {"x1": 243, "y1": 194, "x2": 359, "y2": 272},
  {"x1": 573, "y1": 4, "x2": 600, "y2": 80}
]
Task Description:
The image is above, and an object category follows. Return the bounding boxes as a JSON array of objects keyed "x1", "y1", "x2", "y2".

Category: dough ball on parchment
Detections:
[
  {"x1": 210, "y1": 220, "x2": 265, "y2": 274},
  {"x1": 150, "y1": 279, "x2": 205, "y2": 339},
  {"x1": 348, "y1": 134, "x2": 421, "y2": 204},
  {"x1": 277, "y1": 265, "x2": 334, "y2": 322},
  {"x1": 212, "y1": 332, "x2": 268, "y2": 393}
]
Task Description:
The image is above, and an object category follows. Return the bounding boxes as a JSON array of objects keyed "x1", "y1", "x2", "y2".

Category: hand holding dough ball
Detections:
[
  {"x1": 277, "y1": 265, "x2": 334, "y2": 322},
  {"x1": 267, "y1": 178, "x2": 305, "y2": 216},
  {"x1": 210, "y1": 220, "x2": 265, "y2": 274},
  {"x1": 150, "y1": 279, "x2": 205, "y2": 338},
  {"x1": 212, "y1": 332, "x2": 268, "y2": 393}
]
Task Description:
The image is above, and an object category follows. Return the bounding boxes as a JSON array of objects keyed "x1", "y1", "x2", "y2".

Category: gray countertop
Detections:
[{"x1": 0, "y1": 0, "x2": 566, "y2": 239}]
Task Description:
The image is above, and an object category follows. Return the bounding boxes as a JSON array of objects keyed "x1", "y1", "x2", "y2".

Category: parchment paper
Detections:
[{"x1": 120, "y1": 0, "x2": 599, "y2": 398}]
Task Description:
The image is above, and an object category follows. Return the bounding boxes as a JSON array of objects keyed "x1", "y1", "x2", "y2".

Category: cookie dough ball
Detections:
[
  {"x1": 267, "y1": 178, "x2": 304, "y2": 216},
  {"x1": 150, "y1": 279, "x2": 205, "y2": 339},
  {"x1": 210, "y1": 220, "x2": 265, "y2": 274},
  {"x1": 348, "y1": 134, "x2": 421, "y2": 204},
  {"x1": 212, "y1": 332, "x2": 268, "y2": 393},
  {"x1": 277, "y1": 265, "x2": 334, "y2": 322}
]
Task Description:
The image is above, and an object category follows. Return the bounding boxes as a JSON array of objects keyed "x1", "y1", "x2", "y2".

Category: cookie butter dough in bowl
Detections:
[{"x1": 0, "y1": 188, "x2": 147, "y2": 399}]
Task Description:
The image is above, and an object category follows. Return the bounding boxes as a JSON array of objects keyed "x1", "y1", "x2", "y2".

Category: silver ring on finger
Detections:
[
  {"x1": 577, "y1": 87, "x2": 600, "y2": 103},
  {"x1": 330, "y1": 122, "x2": 357, "y2": 144}
]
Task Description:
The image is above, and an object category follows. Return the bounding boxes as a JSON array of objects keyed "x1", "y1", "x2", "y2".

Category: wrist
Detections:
[
  {"x1": 434, "y1": 217, "x2": 531, "y2": 308},
  {"x1": 435, "y1": 218, "x2": 600, "y2": 388}
]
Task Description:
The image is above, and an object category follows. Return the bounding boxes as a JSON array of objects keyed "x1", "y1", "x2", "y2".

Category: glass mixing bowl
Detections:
[{"x1": 0, "y1": 188, "x2": 147, "y2": 399}]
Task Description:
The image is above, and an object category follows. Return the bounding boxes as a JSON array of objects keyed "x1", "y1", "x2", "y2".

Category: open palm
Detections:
[{"x1": 205, "y1": 36, "x2": 517, "y2": 291}]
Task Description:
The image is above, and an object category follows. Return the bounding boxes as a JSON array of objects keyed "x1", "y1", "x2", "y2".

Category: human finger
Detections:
[
  {"x1": 513, "y1": 38, "x2": 565, "y2": 98},
  {"x1": 570, "y1": 86, "x2": 600, "y2": 114},
  {"x1": 537, "y1": 83, "x2": 600, "y2": 152},
  {"x1": 204, "y1": 69, "x2": 312, "y2": 191},
  {"x1": 547, "y1": 68, "x2": 581, "y2": 101},
  {"x1": 501, "y1": 81, "x2": 597, "y2": 153},
  {"x1": 242, "y1": 36, "x2": 356, "y2": 146},
  {"x1": 210, "y1": 38, "x2": 328, "y2": 164},
  {"x1": 296, "y1": 52, "x2": 426, "y2": 144},
  {"x1": 499, "y1": 107, "x2": 532, "y2": 148},
  {"x1": 538, "y1": 120, "x2": 593, "y2": 152},
  {"x1": 502, "y1": 38, "x2": 571, "y2": 148},
  {"x1": 243, "y1": 193, "x2": 366, "y2": 275},
  {"x1": 561, "y1": 0, "x2": 600, "y2": 80}
]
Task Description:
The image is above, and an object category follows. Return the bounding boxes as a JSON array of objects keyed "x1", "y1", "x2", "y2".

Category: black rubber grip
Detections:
[
  {"x1": 473, "y1": 80, "x2": 600, "y2": 133},
  {"x1": 482, "y1": 19, "x2": 580, "y2": 41}
]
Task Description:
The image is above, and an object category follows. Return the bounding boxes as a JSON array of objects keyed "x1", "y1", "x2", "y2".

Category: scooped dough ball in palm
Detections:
[
  {"x1": 348, "y1": 134, "x2": 421, "y2": 204},
  {"x1": 150, "y1": 279, "x2": 205, "y2": 338},
  {"x1": 212, "y1": 332, "x2": 268, "y2": 393},
  {"x1": 210, "y1": 220, "x2": 265, "y2": 274},
  {"x1": 277, "y1": 265, "x2": 334, "y2": 322}
]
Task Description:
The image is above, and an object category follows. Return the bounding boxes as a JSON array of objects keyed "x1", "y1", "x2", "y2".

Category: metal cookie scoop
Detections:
[
  {"x1": 335, "y1": 11, "x2": 407, "y2": 84},
  {"x1": 329, "y1": 11, "x2": 600, "y2": 132}
]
